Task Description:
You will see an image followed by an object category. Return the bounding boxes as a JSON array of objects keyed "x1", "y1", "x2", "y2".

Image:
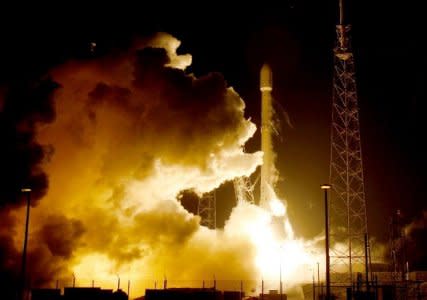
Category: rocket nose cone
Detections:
[
  {"x1": 261, "y1": 63, "x2": 271, "y2": 74},
  {"x1": 260, "y1": 63, "x2": 273, "y2": 90}
]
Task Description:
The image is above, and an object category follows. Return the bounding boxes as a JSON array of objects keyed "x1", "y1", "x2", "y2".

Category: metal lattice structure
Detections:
[
  {"x1": 328, "y1": 11, "x2": 368, "y2": 284},
  {"x1": 233, "y1": 176, "x2": 255, "y2": 205},
  {"x1": 197, "y1": 191, "x2": 216, "y2": 229},
  {"x1": 389, "y1": 210, "x2": 407, "y2": 282}
]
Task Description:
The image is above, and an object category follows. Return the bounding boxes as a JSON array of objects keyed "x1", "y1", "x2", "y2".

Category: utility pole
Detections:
[{"x1": 317, "y1": 262, "x2": 320, "y2": 297}]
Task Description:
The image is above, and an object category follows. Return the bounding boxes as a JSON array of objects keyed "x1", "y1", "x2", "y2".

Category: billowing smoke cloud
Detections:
[
  {"x1": 0, "y1": 32, "x2": 263, "y2": 295},
  {"x1": 0, "y1": 210, "x2": 21, "y2": 298},
  {"x1": 0, "y1": 79, "x2": 58, "y2": 207},
  {"x1": 29, "y1": 215, "x2": 85, "y2": 284}
]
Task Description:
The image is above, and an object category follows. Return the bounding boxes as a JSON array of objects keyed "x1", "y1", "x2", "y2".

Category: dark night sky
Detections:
[{"x1": 0, "y1": 1, "x2": 425, "y2": 243}]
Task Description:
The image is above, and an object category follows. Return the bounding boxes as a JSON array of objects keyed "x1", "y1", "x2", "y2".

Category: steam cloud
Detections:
[{"x1": 1, "y1": 32, "x2": 265, "y2": 296}]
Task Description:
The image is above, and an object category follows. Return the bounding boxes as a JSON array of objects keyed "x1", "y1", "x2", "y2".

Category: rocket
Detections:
[{"x1": 260, "y1": 63, "x2": 275, "y2": 207}]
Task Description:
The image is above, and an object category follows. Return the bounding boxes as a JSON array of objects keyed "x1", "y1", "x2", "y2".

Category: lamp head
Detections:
[{"x1": 321, "y1": 184, "x2": 332, "y2": 190}]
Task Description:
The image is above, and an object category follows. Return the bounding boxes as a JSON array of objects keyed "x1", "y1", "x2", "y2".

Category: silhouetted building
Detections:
[
  {"x1": 145, "y1": 288, "x2": 222, "y2": 300},
  {"x1": 113, "y1": 289, "x2": 128, "y2": 300},
  {"x1": 223, "y1": 290, "x2": 243, "y2": 300},
  {"x1": 259, "y1": 289, "x2": 287, "y2": 300},
  {"x1": 31, "y1": 287, "x2": 128, "y2": 300},
  {"x1": 65, "y1": 287, "x2": 128, "y2": 300},
  {"x1": 32, "y1": 289, "x2": 61, "y2": 300},
  {"x1": 64, "y1": 287, "x2": 105, "y2": 300}
]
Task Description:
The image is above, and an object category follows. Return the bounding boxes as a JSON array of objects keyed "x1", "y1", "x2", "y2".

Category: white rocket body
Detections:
[{"x1": 260, "y1": 64, "x2": 275, "y2": 207}]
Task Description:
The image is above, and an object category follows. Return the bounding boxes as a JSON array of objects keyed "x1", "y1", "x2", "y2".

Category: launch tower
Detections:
[{"x1": 328, "y1": 0, "x2": 369, "y2": 285}]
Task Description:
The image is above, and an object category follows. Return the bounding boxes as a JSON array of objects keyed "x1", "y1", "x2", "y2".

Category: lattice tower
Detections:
[
  {"x1": 328, "y1": 0, "x2": 369, "y2": 285},
  {"x1": 197, "y1": 191, "x2": 216, "y2": 229}
]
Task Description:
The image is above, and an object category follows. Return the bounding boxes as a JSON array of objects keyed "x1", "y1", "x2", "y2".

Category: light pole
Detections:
[
  {"x1": 261, "y1": 279, "x2": 264, "y2": 300},
  {"x1": 317, "y1": 262, "x2": 321, "y2": 297},
  {"x1": 280, "y1": 263, "x2": 282, "y2": 300},
  {"x1": 321, "y1": 184, "x2": 331, "y2": 300},
  {"x1": 311, "y1": 267, "x2": 315, "y2": 300},
  {"x1": 20, "y1": 188, "x2": 31, "y2": 300},
  {"x1": 279, "y1": 245, "x2": 283, "y2": 300}
]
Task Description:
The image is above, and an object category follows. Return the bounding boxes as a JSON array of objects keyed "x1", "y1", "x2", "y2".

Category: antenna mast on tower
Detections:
[{"x1": 329, "y1": 0, "x2": 369, "y2": 285}]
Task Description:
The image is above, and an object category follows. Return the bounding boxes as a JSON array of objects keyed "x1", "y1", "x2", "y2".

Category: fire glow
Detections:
[{"x1": 254, "y1": 189, "x2": 321, "y2": 283}]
